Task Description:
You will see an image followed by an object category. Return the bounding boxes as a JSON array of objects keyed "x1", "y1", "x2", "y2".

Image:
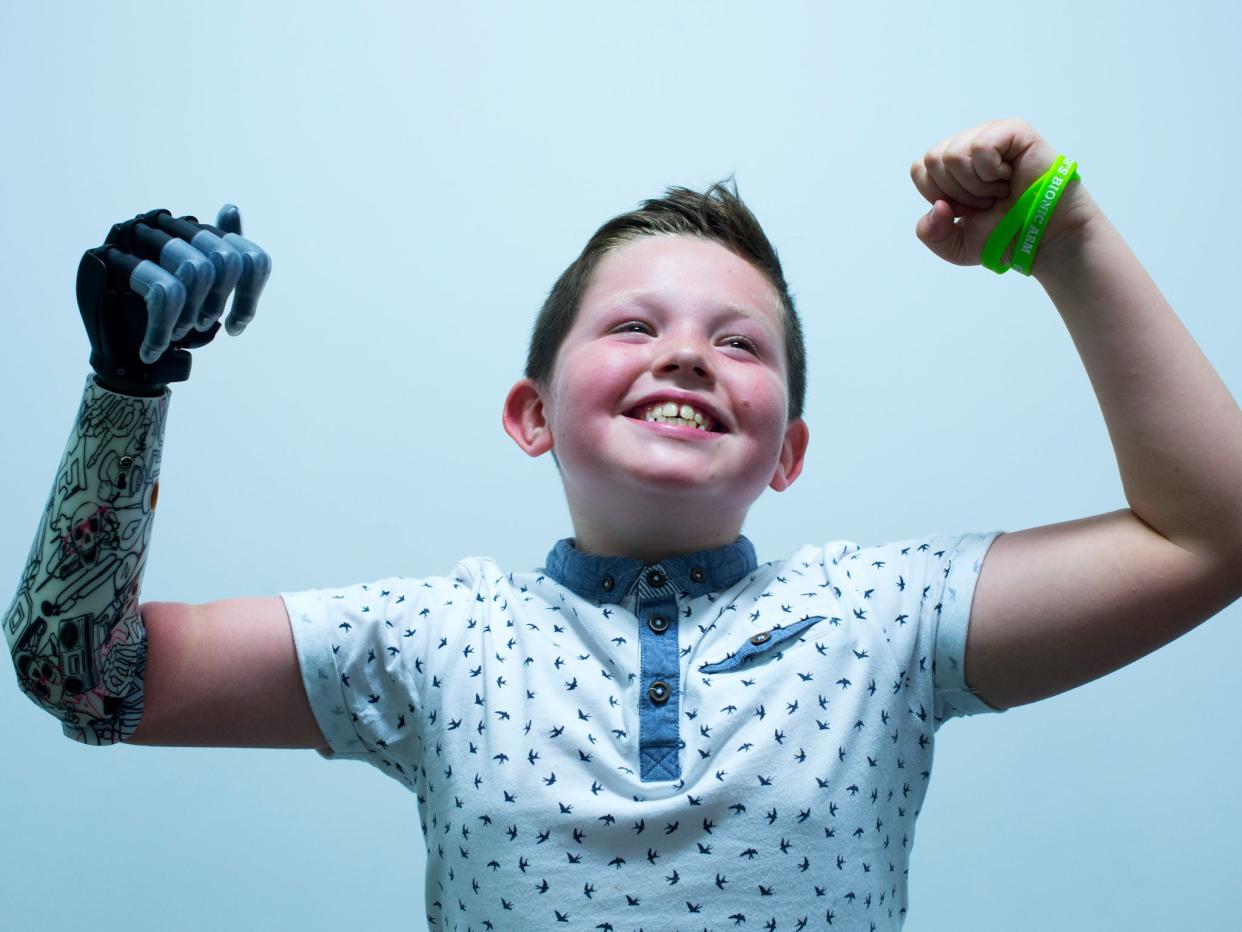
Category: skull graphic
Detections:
[{"x1": 54, "y1": 503, "x2": 119, "y2": 573}]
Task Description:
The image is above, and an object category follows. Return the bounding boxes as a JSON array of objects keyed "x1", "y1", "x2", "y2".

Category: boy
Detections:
[{"x1": 7, "y1": 118, "x2": 1242, "y2": 930}]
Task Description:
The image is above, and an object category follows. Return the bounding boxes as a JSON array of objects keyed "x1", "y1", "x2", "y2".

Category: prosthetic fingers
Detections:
[{"x1": 77, "y1": 205, "x2": 270, "y2": 396}]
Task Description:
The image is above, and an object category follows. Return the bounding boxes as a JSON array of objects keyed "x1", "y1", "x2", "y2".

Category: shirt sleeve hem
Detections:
[
  {"x1": 934, "y1": 530, "x2": 1008, "y2": 718},
  {"x1": 280, "y1": 590, "x2": 374, "y2": 761}
]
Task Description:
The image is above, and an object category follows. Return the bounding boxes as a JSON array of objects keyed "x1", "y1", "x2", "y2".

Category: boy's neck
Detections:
[{"x1": 567, "y1": 500, "x2": 748, "y2": 563}]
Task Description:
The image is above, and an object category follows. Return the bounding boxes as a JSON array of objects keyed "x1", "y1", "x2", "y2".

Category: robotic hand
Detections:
[{"x1": 76, "y1": 205, "x2": 271, "y2": 396}]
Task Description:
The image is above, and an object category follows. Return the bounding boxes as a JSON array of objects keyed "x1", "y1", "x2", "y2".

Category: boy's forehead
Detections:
[{"x1": 580, "y1": 234, "x2": 783, "y2": 325}]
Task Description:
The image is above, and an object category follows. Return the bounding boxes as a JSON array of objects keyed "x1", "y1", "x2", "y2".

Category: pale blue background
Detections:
[{"x1": 2, "y1": 2, "x2": 1240, "y2": 929}]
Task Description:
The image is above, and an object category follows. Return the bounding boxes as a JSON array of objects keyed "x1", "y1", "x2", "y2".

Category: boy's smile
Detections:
[{"x1": 505, "y1": 233, "x2": 809, "y2": 559}]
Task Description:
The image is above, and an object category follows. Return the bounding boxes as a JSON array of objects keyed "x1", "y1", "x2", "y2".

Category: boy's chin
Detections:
[
  {"x1": 560, "y1": 438, "x2": 769, "y2": 499},
  {"x1": 605, "y1": 463, "x2": 767, "y2": 504}
]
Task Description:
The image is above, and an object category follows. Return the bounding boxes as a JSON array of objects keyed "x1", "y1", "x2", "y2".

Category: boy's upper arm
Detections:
[
  {"x1": 965, "y1": 508, "x2": 1242, "y2": 711},
  {"x1": 126, "y1": 596, "x2": 330, "y2": 751}
]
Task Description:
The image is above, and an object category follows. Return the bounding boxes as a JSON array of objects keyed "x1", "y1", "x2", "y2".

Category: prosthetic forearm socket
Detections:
[{"x1": 4, "y1": 376, "x2": 168, "y2": 744}]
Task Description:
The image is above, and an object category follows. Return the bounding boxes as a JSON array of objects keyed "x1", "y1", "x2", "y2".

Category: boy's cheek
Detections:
[{"x1": 556, "y1": 356, "x2": 635, "y2": 413}]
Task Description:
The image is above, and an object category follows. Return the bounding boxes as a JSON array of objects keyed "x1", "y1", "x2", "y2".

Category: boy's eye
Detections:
[
  {"x1": 616, "y1": 321, "x2": 651, "y2": 334},
  {"x1": 610, "y1": 322, "x2": 759, "y2": 355}
]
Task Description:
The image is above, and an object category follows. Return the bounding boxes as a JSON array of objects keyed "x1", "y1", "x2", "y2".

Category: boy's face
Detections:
[{"x1": 505, "y1": 234, "x2": 808, "y2": 554}]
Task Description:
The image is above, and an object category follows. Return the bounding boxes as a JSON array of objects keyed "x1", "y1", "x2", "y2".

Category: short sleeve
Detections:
[
  {"x1": 834, "y1": 530, "x2": 1006, "y2": 728},
  {"x1": 280, "y1": 573, "x2": 459, "y2": 788},
  {"x1": 925, "y1": 531, "x2": 1006, "y2": 723}
]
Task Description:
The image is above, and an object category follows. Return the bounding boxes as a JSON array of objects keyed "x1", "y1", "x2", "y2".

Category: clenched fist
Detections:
[
  {"x1": 910, "y1": 118, "x2": 1097, "y2": 270},
  {"x1": 77, "y1": 205, "x2": 271, "y2": 396}
]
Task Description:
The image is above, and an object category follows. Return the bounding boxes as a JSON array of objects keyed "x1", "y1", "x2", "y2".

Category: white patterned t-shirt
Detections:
[{"x1": 281, "y1": 530, "x2": 1005, "y2": 931}]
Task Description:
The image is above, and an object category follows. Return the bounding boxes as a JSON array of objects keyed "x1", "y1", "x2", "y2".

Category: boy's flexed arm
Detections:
[
  {"x1": 908, "y1": 119, "x2": 1242, "y2": 711},
  {"x1": 4, "y1": 205, "x2": 273, "y2": 743}
]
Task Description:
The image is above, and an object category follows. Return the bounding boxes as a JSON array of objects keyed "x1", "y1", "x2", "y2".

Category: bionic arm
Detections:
[{"x1": 4, "y1": 206, "x2": 269, "y2": 743}]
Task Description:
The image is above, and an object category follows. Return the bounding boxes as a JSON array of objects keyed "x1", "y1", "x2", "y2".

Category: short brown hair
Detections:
[{"x1": 525, "y1": 178, "x2": 806, "y2": 421}]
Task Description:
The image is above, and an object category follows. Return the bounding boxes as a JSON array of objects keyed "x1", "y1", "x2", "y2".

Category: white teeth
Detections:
[
  {"x1": 647, "y1": 415, "x2": 706, "y2": 430},
  {"x1": 638, "y1": 400, "x2": 717, "y2": 432}
]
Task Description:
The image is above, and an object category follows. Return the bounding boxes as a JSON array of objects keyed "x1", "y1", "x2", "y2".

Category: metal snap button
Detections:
[
  {"x1": 750, "y1": 630, "x2": 771, "y2": 645},
  {"x1": 646, "y1": 569, "x2": 667, "y2": 588},
  {"x1": 647, "y1": 680, "x2": 670, "y2": 704},
  {"x1": 689, "y1": 567, "x2": 705, "y2": 583},
  {"x1": 601, "y1": 575, "x2": 614, "y2": 592},
  {"x1": 648, "y1": 615, "x2": 669, "y2": 634}
]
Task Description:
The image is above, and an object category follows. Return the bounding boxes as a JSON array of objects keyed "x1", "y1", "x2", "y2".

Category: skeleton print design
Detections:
[{"x1": 4, "y1": 375, "x2": 168, "y2": 744}]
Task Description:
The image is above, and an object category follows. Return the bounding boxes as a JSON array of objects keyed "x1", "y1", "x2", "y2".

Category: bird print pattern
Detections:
[{"x1": 282, "y1": 530, "x2": 1004, "y2": 931}]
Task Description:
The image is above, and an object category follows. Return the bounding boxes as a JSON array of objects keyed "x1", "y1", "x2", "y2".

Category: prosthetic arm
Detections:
[{"x1": 3, "y1": 206, "x2": 270, "y2": 744}]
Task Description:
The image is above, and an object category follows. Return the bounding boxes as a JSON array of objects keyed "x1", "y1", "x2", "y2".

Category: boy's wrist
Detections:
[{"x1": 1030, "y1": 184, "x2": 1103, "y2": 285}]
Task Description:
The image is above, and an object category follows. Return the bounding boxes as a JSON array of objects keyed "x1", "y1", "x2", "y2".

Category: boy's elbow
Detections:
[{"x1": 6, "y1": 603, "x2": 148, "y2": 747}]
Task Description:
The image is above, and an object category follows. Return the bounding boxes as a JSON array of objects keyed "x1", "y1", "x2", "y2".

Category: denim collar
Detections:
[{"x1": 544, "y1": 536, "x2": 758, "y2": 605}]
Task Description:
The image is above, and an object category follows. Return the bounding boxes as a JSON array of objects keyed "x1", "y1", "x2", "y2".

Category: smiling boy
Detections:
[
  {"x1": 505, "y1": 228, "x2": 809, "y2": 561},
  {"x1": 7, "y1": 118, "x2": 1242, "y2": 931}
]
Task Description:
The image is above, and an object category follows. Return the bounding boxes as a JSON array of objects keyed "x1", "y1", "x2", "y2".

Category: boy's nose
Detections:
[{"x1": 653, "y1": 343, "x2": 714, "y2": 383}]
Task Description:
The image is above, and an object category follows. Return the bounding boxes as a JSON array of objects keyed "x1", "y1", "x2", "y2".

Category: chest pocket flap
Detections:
[{"x1": 698, "y1": 615, "x2": 827, "y2": 675}]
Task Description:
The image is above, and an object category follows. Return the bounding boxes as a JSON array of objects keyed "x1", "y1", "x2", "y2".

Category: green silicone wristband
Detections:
[
  {"x1": 980, "y1": 165, "x2": 1050, "y2": 273},
  {"x1": 1009, "y1": 156, "x2": 1079, "y2": 275},
  {"x1": 980, "y1": 154, "x2": 1080, "y2": 275}
]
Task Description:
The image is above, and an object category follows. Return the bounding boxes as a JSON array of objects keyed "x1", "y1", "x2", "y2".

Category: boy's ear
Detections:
[
  {"x1": 503, "y1": 378, "x2": 554, "y2": 457},
  {"x1": 769, "y1": 417, "x2": 809, "y2": 492}
]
